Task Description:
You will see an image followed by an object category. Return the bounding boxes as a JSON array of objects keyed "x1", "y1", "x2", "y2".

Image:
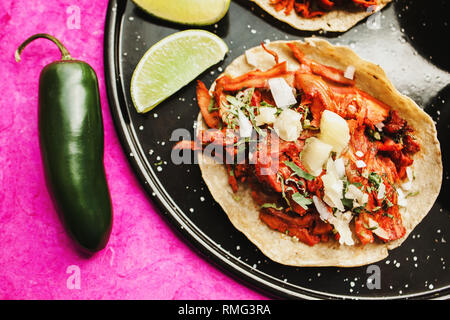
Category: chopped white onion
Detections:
[
  {"x1": 344, "y1": 65, "x2": 355, "y2": 80},
  {"x1": 235, "y1": 88, "x2": 254, "y2": 105},
  {"x1": 238, "y1": 110, "x2": 253, "y2": 138},
  {"x1": 355, "y1": 151, "x2": 364, "y2": 158},
  {"x1": 401, "y1": 167, "x2": 414, "y2": 191},
  {"x1": 361, "y1": 193, "x2": 369, "y2": 205},
  {"x1": 406, "y1": 167, "x2": 413, "y2": 181},
  {"x1": 367, "y1": 218, "x2": 378, "y2": 229},
  {"x1": 345, "y1": 184, "x2": 368, "y2": 207},
  {"x1": 313, "y1": 196, "x2": 333, "y2": 221},
  {"x1": 373, "y1": 227, "x2": 390, "y2": 241},
  {"x1": 333, "y1": 211, "x2": 355, "y2": 246},
  {"x1": 334, "y1": 158, "x2": 346, "y2": 178},
  {"x1": 268, "y1": 77, "x2": 297, "y2": 108},
  {"x1": 345, "y1": 184, "x2": 363, "y2": 201},
  {"x1": 377, "y1": 182, "x2": 386, "y2": 200},
  {"x1": 401, "y1": 180, "x2": 412, "y2": 191},
  {"x1": 323, "y1": 181, "x2": 345, "y2": 212},
  {"x1": 397, "y1": 189, "x2": 408, "y2": 207},
  {"x1": 301, "y1": 137, "x2": 333, "y2": 176},
  {"x1": 313, "y1": 195, "x2": 354, "y2": 246},
  {"x1": 273, "y1": 109, "x2": 302, "y2": 141},
  {"x1": 368, "y1": 218, "x2": 390, "y2": 240},
  {"x1": 323, "y1": 157, "x2": 345, "y2": 211},
  {"x1": 325, "y1": 157, "x2": 337, "y2": 177},
  {"x1": 255, "y1": 107, "x2": 277, "y2": 127}
]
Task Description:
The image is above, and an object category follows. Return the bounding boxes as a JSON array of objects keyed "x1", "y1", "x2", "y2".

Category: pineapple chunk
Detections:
[
  {"x1": 319, "y1": 110, "x2": 350, "y2": 154},
  {"x1": 273, "y1": 109, "x2": 302, "y2": 141},
  {"x1": 301, "y1": 137, "x2": 333, "y2": 176}
]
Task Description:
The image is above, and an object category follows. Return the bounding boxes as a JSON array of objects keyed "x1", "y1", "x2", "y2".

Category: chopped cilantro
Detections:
[
  {"x1": 382, "y1": 198, "x2": 393, "y2": 210},
  {"x1": 368, "y1": 172, "x2": 383, "y2": 189},
  {"x1": 332, "y1": 207, "x2": 338, "y2": 216},
  {"x1": 365, "y1": 127, "x2": 382, "y2": 141},
  {"x1": 234, "y1": 137, "x2": 254, "y2": 146},
  {"x1": 392, "y1": 133, "x2": 404, "y2": 144},
  {"x1": 260, "y1": 101, "x2": 275, "y2": 108},
  {"x1": 261, "y1": 203, "x2": 284, "y2": 211},
  {"x1": 231, "y1": 194, "x2": 241, "y2": 201},
  {"x1": 341, "y1": 197, "x2": 354, "y2": 210},
  {"x1": 208, "y1": 97, "x2": 218, "y2": 112},
  {"x1": 353, "y1": 206, "x2": 366, "y2": 214},
  {"x1": 236, "y1": 142, "x2": 246, "y2": 159},
  {"x1": 245, "y1": 108, "x2": 266, "y2": 137},
  {"x1": 352, "y1": 182, "x2": 363, "y2": 188},
  {"x1": 274, "y1": 107, "x2": 284, "y2": 117},
  {"x1": 285, "y1": 186, "x2": 296, "y2": 194},
  {"x1": 363, "y1": 222, "x2": 379, "y2": 231},
  {"x1": 302, "y1": 121, "x2": 319, "y2": 131},
  {"x1": 406, "y1": 191, "x2": 420, "y2": 198},
  {"x1": 277, "y1": 173, "x2": 290, "y2": 206},
  {"x1": 285, "y1": 177, "x2": 307, "y2": 193},
  {"x1": 225, "y1": 95, "x2": 240, "y2": 107},
  {"x1": 225, "y1": 91, "x2": 269, "y2": 137},
  {"x1": 383, "y1": 212, "x2": 394, "y2": 218}
]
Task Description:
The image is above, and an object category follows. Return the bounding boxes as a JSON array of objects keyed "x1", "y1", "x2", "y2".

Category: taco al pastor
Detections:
[{"x1": 251, "y1": 0, "x2": 392, "y2": 32}]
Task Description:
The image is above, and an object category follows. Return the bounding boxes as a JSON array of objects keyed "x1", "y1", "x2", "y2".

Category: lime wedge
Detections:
[
  {"x1": 131, "y1": 30, "x2": 228, "y2": 113},
  {"x1": 132, "y1": 0, "x2": 230, "y2": 26}
]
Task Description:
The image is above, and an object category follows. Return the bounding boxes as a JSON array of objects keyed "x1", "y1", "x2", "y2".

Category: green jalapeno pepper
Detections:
[{"x1": 16, "y1": 34, "x2": 113, "y2": 253}]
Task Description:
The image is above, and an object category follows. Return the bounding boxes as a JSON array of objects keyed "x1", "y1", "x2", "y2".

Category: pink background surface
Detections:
[{"x1": 0, "y1": 0, "x2": 265, "y2": 299}]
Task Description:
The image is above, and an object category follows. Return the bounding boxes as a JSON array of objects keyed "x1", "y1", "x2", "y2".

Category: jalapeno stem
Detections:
[{"x1": 15, "y1": 33, "x2": 73, "y2": 63}]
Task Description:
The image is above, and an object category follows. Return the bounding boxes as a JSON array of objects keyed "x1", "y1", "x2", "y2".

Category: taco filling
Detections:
[
  {"x1": 270, "y1": 0, "x2": 378, "y2": 19},
  {"x1": 175, "y1": 42, "x2": 422, "y2": 248}
]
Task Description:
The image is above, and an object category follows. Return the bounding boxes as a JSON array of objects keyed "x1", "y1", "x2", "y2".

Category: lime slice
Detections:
[
  {"x1": 132, "y1": 0, "x2": 230, "y2": 26},
  {"x1": 131, "y1": 30, "x2": 228, "y2": 113}
]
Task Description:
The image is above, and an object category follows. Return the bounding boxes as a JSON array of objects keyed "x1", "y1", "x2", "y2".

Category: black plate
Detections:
[{"x1": 104, "y1": 0, "x2": 450, "y2": 299}]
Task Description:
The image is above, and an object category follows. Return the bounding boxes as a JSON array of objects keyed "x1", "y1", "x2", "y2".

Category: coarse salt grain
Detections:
[
  {"x1": 356, "y1": 160, "x2": 366, "y2": 168},
  {"x1": 344, "y1": 65, "x2": 355, "y2": 80}
]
